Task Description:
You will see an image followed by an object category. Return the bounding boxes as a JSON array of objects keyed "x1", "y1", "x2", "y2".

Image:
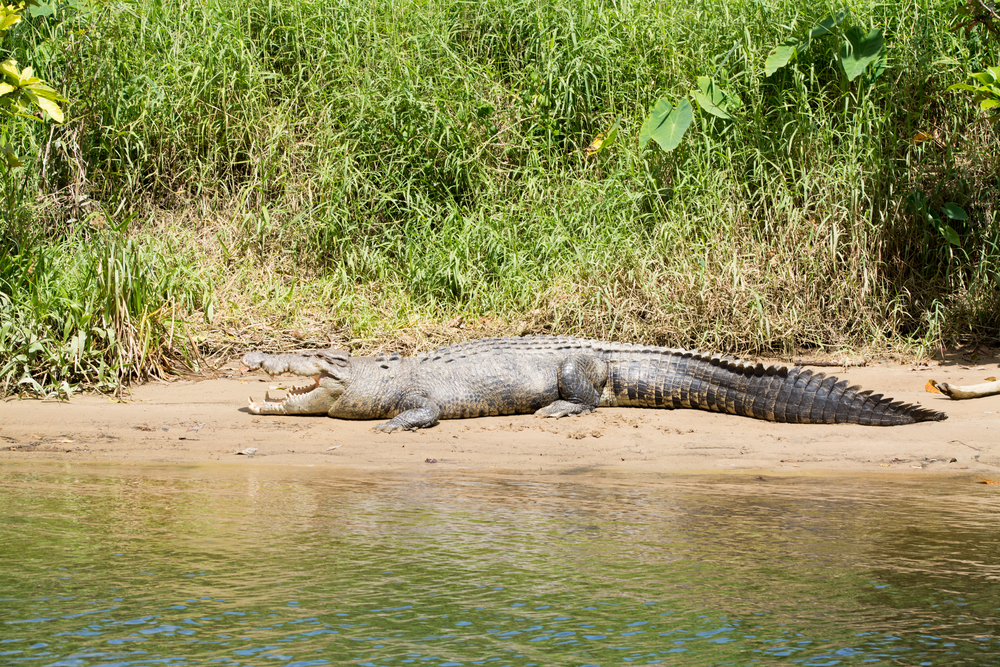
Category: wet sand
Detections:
[{"x1": 2, "y1": 358, "x2": 998, "y2": 476}]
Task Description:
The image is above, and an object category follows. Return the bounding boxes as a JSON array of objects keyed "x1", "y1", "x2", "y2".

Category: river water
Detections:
[{"x1": 1, "y1": 464, "x2": 999, "y2": 666}]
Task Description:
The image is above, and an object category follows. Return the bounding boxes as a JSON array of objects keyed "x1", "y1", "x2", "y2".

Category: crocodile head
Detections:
[{"x1": 242, "y1": 349, "x2": 352, "y2": 415}]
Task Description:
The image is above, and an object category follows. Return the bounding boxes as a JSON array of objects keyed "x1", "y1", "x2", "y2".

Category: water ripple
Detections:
[{"x1": 1, "y1": 468, "x2": 999, "y2": 665}]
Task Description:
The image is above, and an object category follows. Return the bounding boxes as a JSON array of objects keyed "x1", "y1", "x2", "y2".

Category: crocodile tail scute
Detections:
[
  {"x1": 604, "y1": 348, "x2": 946, "y2": 425},
  {"x1": 777, "y1": 367, "x2": 947, "y2": 425}
]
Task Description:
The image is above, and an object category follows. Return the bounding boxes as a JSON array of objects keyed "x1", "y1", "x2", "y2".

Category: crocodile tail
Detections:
[{"x1": 603, "y1": 347, "x2": 947, "y2": 426}]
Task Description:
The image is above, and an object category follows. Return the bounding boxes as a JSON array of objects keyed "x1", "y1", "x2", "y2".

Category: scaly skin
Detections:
[{"x1": 242, "y1": 336, "x2": 947, "y2": 432}]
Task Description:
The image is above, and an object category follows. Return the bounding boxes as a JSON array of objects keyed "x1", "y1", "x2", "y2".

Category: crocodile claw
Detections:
[{"x1": 535, "y1": 400, "x2": 596, "y2": 418}]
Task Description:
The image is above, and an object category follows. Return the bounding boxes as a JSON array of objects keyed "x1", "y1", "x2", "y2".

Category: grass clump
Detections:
[
  {"x1": 2, "y1": 0, "x2": 999, "y2": 394},
  {"x1": 0, "y1": 220, "x2": 212, "y2": 395}
]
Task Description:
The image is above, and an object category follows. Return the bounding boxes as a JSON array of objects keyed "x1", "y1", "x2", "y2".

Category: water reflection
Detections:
[{"x1": 1, "y1": 465, "x2": 999, "y2": 666}]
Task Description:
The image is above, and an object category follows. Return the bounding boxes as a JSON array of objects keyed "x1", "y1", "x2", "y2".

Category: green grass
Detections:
[{"x1": 2, "y1": 0, "x2": 999, "y2": 394}]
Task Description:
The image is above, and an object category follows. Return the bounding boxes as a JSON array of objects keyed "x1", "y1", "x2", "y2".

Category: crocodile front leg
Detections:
[
  {"x1": 536, "y1": 354, "x2": 608, "y2": 418},
  {"x1": 373, "y1": 396, "x2": 443, "y2": 432}
]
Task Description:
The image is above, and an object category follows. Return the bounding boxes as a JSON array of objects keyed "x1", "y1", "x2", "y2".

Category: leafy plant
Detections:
[
  {"x1": 905, "y1": 192, "x2": 968, "y2": 249},
  {"x1": 948, "y1": 64, "x2": 1000, "y2": 127},
  {"x1": 639, "y1": 98, "x2": 692, "y2": 153},
  {"x1": 690, "y1": 76, "x2": 740, "y2": 121},
  {"x1": 635, "y1": 76, "x2": 738, "y2": 156},
  {"x1": 0, "y1": 1, "x2": 66, "y2": 172},
  {"x1": 764, "y1": 10, "x2": 885, "y2": 84}
]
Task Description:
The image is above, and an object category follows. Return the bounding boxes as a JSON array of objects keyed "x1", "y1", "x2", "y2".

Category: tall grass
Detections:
[
  {"x1": 0, "y1": 220, "x2": 212, "y2": 395},
  {"x1": 3, "y1": 0, "x2": 999, "y2": 393}
]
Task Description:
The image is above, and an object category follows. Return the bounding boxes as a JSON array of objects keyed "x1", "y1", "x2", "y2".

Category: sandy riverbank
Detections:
[{"x1": 2, "y1": 356, "x2": 998, "y2": 476}]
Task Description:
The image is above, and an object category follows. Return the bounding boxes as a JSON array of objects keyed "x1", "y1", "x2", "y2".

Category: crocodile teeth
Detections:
[{"x1": 288, "y1": 376, "x2": 321, "y2": 395}]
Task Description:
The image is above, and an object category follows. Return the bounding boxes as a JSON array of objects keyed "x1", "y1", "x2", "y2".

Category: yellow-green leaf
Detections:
[
  {"x1": 0, "y1": 82, "x2": 14, "y2": 96},
  {"x1": 17, "y1": 66, "x2": 39, "y2": 87},
  {"x1": 0, "y1": 59, "x2": 21, "y2": 81},
  {"x1": 0, "y1": 11, "x2": 21, "y2": 32},
  {"x1": 27, "y1": 81, "x2": 66, "y2": 102},
  {"x1": 23, "y1": 88, "x2": 63, "y2": 122}
]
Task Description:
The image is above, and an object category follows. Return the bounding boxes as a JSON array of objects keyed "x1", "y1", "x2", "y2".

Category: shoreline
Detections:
[{"x1": 2, "y1": 358, "x2": 998, "y2": 478}]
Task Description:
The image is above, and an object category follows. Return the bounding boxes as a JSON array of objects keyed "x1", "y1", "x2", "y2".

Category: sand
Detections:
[{"x1": 2, "y1": 356, "x2": 999, "y2": 477}]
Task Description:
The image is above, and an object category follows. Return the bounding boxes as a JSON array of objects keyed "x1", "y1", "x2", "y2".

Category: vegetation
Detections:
[{"x1": 1, "y1": 0, "x2": 998, "y2": 395}]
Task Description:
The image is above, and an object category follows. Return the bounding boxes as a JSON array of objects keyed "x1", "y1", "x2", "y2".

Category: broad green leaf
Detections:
[
  {"x1": 839, "y1": 27, "x2": 884, "y2": 82},
  {"x1": 17, "y1": 66, "x2": 40, "y2": 87},
  {"x1": 972, "y1": 71, "x2": 995, "y2": 86},
  {"x1": 940, "y1": 225, "x2": 961, "y2": 247},
  {"x1": 809, "y1": 10, "x2": 849, "y2": 39},
  {"x1": 981, "y1": 98, "x2": 1000, "y2": 110},
  {"x1": 639, "y1": 99, "x2": 667, "y2": 149},
  {"x1": 1, "y1": 59, "x2": 20, "y2": 81},
  {"x1": 27, "y1": 82, "x2": 67, "y2": 102},
  {"x1": 948, "y1": 83, "x2": 981, "y2": 93},
  {"x1": 0, "y1": 11, "x2": 21, "y2": 32},
  {"x1": 28, "y1": 2, "x2": 56, "y2": 18},
  {"x1": 941, "y1": 203, "x2": 968, "y2": 220},
  {"x1": 765, "y1": 39, "x2": 799, "y2": 76},
  {"x1": 0, "y1": 82, "x2": 14, "y2": 96},
  {"x1": 691, "y1": 76, "x2": 735, "y2": 120},
  {"x1": 639, "y1": 97, "x2": 693, "y2": 153},
  {"x1": 23, "y1": 89, "x2": 63, "y2": 122}
]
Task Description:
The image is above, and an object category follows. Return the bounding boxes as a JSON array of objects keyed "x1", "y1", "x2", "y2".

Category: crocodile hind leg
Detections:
[{"x1": 536, "y1": 354, "x2": 609, "y2": 418}]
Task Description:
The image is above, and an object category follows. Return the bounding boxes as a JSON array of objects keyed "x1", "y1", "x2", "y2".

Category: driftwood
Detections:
[{"x1": 935, "y1": 379, "x2": 1000, "y2": 400}]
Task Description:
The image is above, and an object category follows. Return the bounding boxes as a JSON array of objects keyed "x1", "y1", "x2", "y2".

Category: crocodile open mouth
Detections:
[{"x1": 248, "y1": 376, "x2": 321, "y2": 410}]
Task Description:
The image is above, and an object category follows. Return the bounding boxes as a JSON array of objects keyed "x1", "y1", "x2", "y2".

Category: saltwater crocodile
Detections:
[{"x1": 241, "y1": 336, "x2": 946, "y2": 431}]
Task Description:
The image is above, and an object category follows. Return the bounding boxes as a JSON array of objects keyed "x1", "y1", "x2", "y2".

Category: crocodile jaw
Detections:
[{"x1": 247, "y1": 376, "x2": 343, "y2": 415}]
